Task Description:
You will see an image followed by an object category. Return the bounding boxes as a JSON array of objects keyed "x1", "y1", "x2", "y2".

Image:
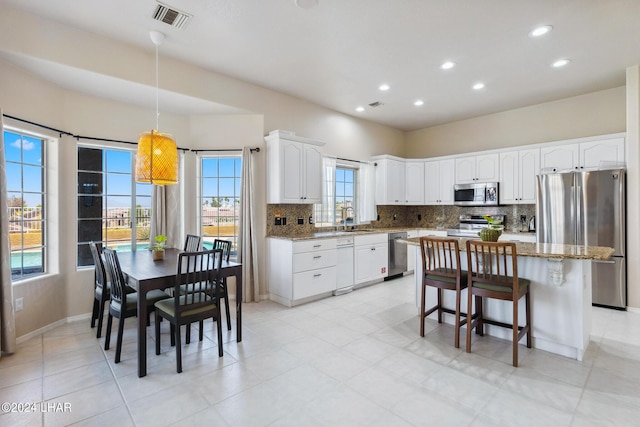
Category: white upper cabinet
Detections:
[
  {"x1": 265, "y1": 130, "x2": 324, "y2": 204},
  {"x1": 375, "y1": 157, "x2": 405, "y2": 205},
  {"x1": 404, "y1": 161, "x2": 424, "y2": 204},
  {"x1": 455, "y1": 153, "x2": 499, "y2": 183},
  {"x1": 540, "y1": 136, "x2": 625, "y2": 172},
  {"x1": 499, "y1": 148, "x2": 540, "y2": 204},
  {"x1": 424, "y1": 158, "x2": 455, "y2": 205}
]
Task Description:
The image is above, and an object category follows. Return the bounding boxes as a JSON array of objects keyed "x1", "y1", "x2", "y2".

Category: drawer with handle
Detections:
[
  {"x1": 293, "y1": 249, "x2": 337, "y2": 273},
  {"x1": 293, "y1": 266, "x2": 337, "y2": 300}
]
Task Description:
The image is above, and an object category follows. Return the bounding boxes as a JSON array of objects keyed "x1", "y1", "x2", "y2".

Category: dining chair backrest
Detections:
[
  {"x1": 213, "y1": 239, "x2": 232, "y2": 262},
  {"x1": 419, "y1": 236, "x2": 463, "y2": 280},
  {"x1": 89, "y1": 241, "x2": 107, "y2": 290},
  {"x1": 184, "y1": 234, "x2": 202, "y2": 252},
  {"x1": 102, "y1": 248, "x2": 128, "y2": 307},
  {"x1": 174, "y1": 249, "x2": 223, "y2": 317},
  {"x1": 466, "y1": 240, "x2": 519, "y2": 293}
]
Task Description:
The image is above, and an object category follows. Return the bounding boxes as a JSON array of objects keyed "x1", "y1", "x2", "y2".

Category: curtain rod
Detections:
[
  {"x1": 336, "y1": 156, "x2": 368, "y2": 164},
  {"x1": 192, "y1": 147, "x2": 260, "y2": 154}
]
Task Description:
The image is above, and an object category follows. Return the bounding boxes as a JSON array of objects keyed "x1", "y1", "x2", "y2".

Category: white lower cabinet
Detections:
[
  {"x1": 354, "y1": 234, "x2": 388, "y2": 285},
  {"x1": 268, "y1": 238, "x2": 337, "y2": 307}
]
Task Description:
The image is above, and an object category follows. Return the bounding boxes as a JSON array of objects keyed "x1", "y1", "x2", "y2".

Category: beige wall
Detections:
[
  {"x1": 626, "y1": 66, "x2": 640, "y2": 309},
  {"x1": 0, "y1": 6, "x2": 404, "y2": 338},
  {"x1": 404, "y1": 86, "x2": 626, "y2": 158}
]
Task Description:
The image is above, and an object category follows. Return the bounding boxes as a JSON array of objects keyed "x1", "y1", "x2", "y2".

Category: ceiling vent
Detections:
[
  {"x1": 152, "y1": 2, "x2": 192, "y2": 29},
  {"x1": 368, "y1": 101, "x2": 384, "y2": 108}
]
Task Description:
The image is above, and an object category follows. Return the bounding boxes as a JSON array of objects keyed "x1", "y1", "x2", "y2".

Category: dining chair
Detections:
[
  {"x1": 155, "y1": 249, "x2": 224, "y2": 373},
  {"x1": 212, "y1": 239, "x2": 232, "y2": 330},
  {"x1": 419, "y1": 236, "x2": 473, "y2": 348},
  {"x1": 102, "y1": 248, "x2": 171, "y2": 363},
  {"x1": 465, "y1": 240, "x2": 532, "y2": 367},
  {"x1": 89, "y1": 242, "x2": 110, "y2": 339},
  {"x1": 184, "y1": 234, "x2": 201, "y2": 251}
]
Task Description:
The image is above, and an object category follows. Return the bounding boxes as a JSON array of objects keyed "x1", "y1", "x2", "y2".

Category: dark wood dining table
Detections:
[{"x1": 115, "y1": 248, "x2": 242, "y2": 377}]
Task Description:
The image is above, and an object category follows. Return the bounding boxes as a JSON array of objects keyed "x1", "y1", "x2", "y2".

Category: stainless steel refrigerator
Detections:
[{"x1": 536, "y1": 169, "x2": 626, "y2": 309}]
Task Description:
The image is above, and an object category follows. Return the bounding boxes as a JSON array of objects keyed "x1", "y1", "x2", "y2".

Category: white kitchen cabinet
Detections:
[
  {"x1": 354, "y1": 233, "x2": 388, "y2": 285},
  {"x1": 499, "y1": 148, "x2": 540, "y2": 204},
  {"x1": 374, "y1": 156, "x2": 406, "y2": 205},
  {"x1": 267, "y1": 238, "x2": 337, "y2": 307},
  {"x1": 500, "y1": 233, "x2": 537, "y2": 243},
  {"x1": 424, "y1": 158, "x2": 455, "y2": 205},
  {"x1": 540, "y1": 137, "x2": 625, "y2": 172},
  {"x1": 405, "y1": 161, "x2": 425, "y2": 204},
  {"x1": 455, "y1": 153, "x2": 499, "y2": 184},
  {"x1": 265, "y1": 130, "x2": 324, "y2": 204},
  {"x1": 406, "y1": 230, "x2": 419, "y2": 273}
]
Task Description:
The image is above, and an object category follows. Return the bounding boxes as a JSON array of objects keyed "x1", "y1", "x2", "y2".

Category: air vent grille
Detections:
[
  {"x1": 153, "y1": 2, "x2": 192, "y2": 29},
  {"x1": 368, "y1": 101, "x2": 384, "y2": 108}
]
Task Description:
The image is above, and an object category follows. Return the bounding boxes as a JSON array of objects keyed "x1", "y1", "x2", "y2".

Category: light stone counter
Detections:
[{"x1": 400, "y1": 236, "x2": 615, "y2": 260}]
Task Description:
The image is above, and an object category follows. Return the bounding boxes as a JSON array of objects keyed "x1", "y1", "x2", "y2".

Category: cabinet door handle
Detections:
[
  {"x1": 313, "y1": 273, "x2": 322, "y2": 277},
  {"x1": 313, "y1": 244, "x2": 322, "y2": 248},
  {"x1": 371, "y1": 247, "x2": 376, "y2": 251},
  {"x1": 313, "y1": 255, "x2": 322, "y2": 259}
]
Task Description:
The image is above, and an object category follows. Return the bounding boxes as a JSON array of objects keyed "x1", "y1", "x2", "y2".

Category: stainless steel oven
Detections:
[{"x1": 453, "y1": 182, "x2": 499, "y2": 206}]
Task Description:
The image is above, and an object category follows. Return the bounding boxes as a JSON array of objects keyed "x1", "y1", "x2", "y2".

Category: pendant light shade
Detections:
[
  {"x1": 135, "y1": 130, "x2": 178, "y2": 184},
  {"x1": 136, "y1": 30, "x2": 178, "y2": 185}
]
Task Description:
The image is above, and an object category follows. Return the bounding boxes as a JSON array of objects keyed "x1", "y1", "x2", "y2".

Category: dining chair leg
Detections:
[
  {"x1": 175, "y1": 324, "x2": 182, "y2": 373},
  {"x1": 526, "y1": 291, "x2": 532, "y2": 348},
  {"x1": 115, "y1": 316, "x2": 125, "y2": 363},
  {"x1": 155, "y1": 312, "x2": 161, "y2": 356},
  {"x1": 217, "y1": 311, "x2": 223, "y2": 358},
  {"x1": 91, "y1": 299, "x2": 99, "y2": 328},
  {"x1": 475, "y1": 296, "x2": 484, "y2": 336},
  {"x1": 104, "y1": 313, "x2": 113, "y2": 350},
  {"x1": 454, "y1": 288, "x2": 461, "y2": 348},
  {"x1": 199, "y1": 320, "x2": 204, "y2": 341},
  {"x1": 512, "y1": 298, "x2": 519, "y2": 367},
  {"x1": 224, "y1": 293, "x2": 232, "y2": 331},
  {"x1": 186, "y1": 324, "x2": 191, "y2": 344},
  {"x1": 170, "y1": 324, "x2": 176, "y2": 347},
  {"x1": 96, "y1": 300, "x2": 108, "y2": 339}
]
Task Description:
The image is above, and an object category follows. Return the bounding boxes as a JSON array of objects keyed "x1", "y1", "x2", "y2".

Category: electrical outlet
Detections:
[
  {"x1": 309, "y1": 216, "x2": 314, "y2": 224},
  {"x1": 282, "y1": 217, "x2": 287, "y2": 226},
  {"x1": 418, "y1": 214, "x2": 422, "y2": 221},
  {"x1": 15, "y1": 297, "x2": 23, "y2": 312},
  {"x1": 275, "y1": 217, "x2": 282, "y2": 226},
  {"x1": 297, "y1": 217, "x2": 304, "y2": 225}
]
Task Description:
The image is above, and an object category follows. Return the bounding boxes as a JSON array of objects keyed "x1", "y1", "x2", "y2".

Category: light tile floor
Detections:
[{"x1": 2, "y1": 275, "x2": 640, "y2": 426}]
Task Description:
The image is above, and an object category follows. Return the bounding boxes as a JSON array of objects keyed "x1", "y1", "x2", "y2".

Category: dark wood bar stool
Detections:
[
  {"x1": 465, "y1": 240, "x2": 532, "y2": 367},
  {"x1": 419, "y1": 236, "x2": 473, "y2": 348}
]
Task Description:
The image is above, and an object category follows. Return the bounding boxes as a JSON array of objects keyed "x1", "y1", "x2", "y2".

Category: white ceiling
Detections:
[{"x1": 4, "y1": 0, "x2": 640, "y2": 131}]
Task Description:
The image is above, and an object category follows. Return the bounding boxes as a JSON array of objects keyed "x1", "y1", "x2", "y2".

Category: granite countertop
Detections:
[
  {"x1": 400, "y1": 237, "x2": 614, "y2": 261},
  {"x1": 266, "y1": 227, "x2": 537, "y2": 241},
  {"x1": 266, "y1": 227, "x2": 440, "y2": 241}
]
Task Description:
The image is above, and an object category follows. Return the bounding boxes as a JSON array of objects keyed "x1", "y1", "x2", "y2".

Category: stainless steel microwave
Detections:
[{"x1": 453, "y1": 182, "x2": 499, "y2": 206}]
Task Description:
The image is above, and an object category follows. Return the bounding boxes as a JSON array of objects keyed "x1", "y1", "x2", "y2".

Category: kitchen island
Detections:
[{"x1": 402, "y1": 237, "x2": 615, "y2": 361}]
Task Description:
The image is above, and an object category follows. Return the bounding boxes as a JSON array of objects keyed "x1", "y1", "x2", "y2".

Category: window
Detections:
[
  {"x1": 5, "y1": 130, "x2": 46, "y2": 280},
  {"x1": 200, "y1": 156, "x2": 241, "y2": 259},
  {"x1": 315, "y1": 165, "x2": 357, "y2": 227},
  {"x1": 77, "y1": 146, "x2": 152, "y2": 266}
]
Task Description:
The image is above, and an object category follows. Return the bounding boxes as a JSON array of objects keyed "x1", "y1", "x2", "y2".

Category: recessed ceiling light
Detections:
[
  {"x1": 473, "y1": 82, "x2": 485, "y2": 90},
  {"x1": 441, "y1": 61, "x2": 456, "y2": 70},
  {"x1": 414, "y1": 100, "x2": 424, "y2": 107},
  {"x1": 552, "y1": 59, "x2": 571, "y2": 68},
  {"x1": 530, "y1": 25, "x2": 553, "y2": 37},
  {"x1": 378, "y1": 84, "x2": 390, "y2": 91},
  {"x1": 355, "y1": 106, "x2": 365, "y2": 112}
]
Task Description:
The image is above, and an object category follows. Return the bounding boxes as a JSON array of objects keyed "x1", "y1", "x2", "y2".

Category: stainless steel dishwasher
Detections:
[{"x1": 386, "y1": 232, "x2": 408, "y2": 280}]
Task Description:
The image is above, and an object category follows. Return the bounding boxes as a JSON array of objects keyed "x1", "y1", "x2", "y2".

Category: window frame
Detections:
[
  {"x1": 4, "y1": 128, "x2": 47, "y2": 281},
  {"x1": 198, "y1": 154, "x2": 242, "y2": 261},
  {"x1": 315, "y1": 162, "x2": 359, "y2": 227},
  {"x1": 76, "y1": 144, "x2": 152, "y2": 267}
]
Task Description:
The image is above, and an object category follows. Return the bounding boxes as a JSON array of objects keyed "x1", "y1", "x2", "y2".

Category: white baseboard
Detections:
[
  {"x1": 17, "y1": 312, "x2": 92, "y2": 344},
  {"x1": 627, "y1": 306, "x2": 640, "y2": 314}
]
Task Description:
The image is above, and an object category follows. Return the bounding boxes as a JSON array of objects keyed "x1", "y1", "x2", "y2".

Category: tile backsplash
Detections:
[{"x1": 267, "y1": 203, "x2": 536, "y2": 236}]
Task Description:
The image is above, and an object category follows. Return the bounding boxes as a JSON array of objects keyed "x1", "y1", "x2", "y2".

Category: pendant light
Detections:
[{"x1": 135, "y1": 30, "x2": 178, "y2": 185}]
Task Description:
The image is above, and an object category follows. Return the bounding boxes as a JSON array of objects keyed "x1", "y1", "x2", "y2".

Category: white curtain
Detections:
[
  {"x1": 319, "y1": 156, "x2": 336, "y2": 224},
  {"x1": 150, "y1": 172, "x2": 181, "y2": 249},
  {"x1": 238, "y1": 147, "x2": 259, "y2": 302},
  {"x1": 0, "y1": 110, "x2": 17, "y2": 357},
  {"x1": 358, "y1": 161, "x2": 376, "y2": 222}
]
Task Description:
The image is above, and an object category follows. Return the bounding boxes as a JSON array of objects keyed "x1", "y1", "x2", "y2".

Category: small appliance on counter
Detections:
[
  {"x1": 446, "y1": 214, "x2": 505, "y2": 238},
  {"x1": 528, "y1": 216, "x2": 536, "y2": 232}
]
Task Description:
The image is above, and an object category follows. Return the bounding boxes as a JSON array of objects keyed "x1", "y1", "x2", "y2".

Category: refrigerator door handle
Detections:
[{"x1": 593, "y1": 260, "x2": 616, "y2": 264}]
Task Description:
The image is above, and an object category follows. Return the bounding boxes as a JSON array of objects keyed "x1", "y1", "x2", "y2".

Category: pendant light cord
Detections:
[{"x1": 155, "y1": 42, "x2": 159, "y2": 131}]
